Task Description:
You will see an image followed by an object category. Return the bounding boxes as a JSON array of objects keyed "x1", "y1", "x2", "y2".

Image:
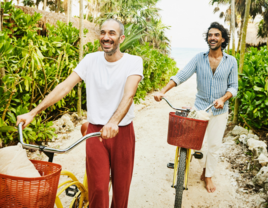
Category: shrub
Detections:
[{"x1": 231, "y1": 46, "x2": 268, "y2": 131}]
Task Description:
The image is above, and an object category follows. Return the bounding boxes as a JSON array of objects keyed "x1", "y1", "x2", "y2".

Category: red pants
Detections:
[{"x1": 86, "y1": 122, "x2": 135, "y2": 208}]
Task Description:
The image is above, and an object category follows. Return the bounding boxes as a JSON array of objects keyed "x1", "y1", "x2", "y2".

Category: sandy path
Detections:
[
  {"x1": 39, "y1": 75, "x2": 245, "y2": 207},
  {"x1": 129, "y1": 75, "x2": 240, "y2": 208}
]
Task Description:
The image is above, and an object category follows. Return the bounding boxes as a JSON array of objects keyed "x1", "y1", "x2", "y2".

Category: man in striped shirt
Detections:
[{"x1": 154, "y1": 22, "x2": 238, "y2": 193}]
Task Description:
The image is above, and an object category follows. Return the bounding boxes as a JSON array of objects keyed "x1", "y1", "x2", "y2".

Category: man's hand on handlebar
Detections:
[
  {"x1": 154, "y1": 92, "x2": 165, "y2": 102},
  {"x1": 214, "y1": 98, "x2": 224, "y2": 109},
  {"x1": 16, "y1": 112, "x2": 36, "y2": 129},
  {"x1": 100, "y1": 122, "x2": 119, "y2": 141}
]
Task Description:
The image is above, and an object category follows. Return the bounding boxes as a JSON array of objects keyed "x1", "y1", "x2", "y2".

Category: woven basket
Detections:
[
  {"x1": 167, "y1": 112, "x2": 208, "y2": 150},
  {"x1": 0, "y1": 160, "x2": 61, "y2": 208}
]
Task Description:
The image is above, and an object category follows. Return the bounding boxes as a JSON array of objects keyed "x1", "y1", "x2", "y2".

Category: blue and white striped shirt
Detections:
[{"x1": 170, "y1": 51, "x2": 238, "y2": 116}]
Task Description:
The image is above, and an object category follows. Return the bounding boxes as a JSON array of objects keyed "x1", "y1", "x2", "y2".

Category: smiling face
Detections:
[
  {"x1": 207, "y1": 28, "x2": 225, "y2": 51},
  {"x1": 99, "y1": 21, "x2": 125, "y2": 56}
]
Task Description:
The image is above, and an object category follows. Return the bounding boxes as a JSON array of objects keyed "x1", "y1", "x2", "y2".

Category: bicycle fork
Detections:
[
  {"x1": 170, "y1": 147, "x2": 191, "y2": 190},
  {"x1": 168, "y1": 147, "x2": 204, "y2": 190}
]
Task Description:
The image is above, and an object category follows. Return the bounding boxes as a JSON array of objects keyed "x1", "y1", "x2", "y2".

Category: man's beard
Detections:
[
  {"x1": 209, "y1": 44, "x2": 221, "y2": 51},
  {"x1": 209, "y1": 40, "x2": 222, "y2": 51},
  {"x1": 101, "y1": 38, "x2": 120, "y2": 56},
  {"x1": 104, "y1": 44, "x2": 119, "y2": 56}
]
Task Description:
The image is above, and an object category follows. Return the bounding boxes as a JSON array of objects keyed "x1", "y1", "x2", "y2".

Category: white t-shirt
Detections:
[{"x1": 74, "y1": 51, "x2": 143, "y2": 126}]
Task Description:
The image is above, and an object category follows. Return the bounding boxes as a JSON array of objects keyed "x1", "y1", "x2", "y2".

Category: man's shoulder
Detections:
[
  {"x1": 84, "y1": 51, "x2": 103, "y2": 59},
  {"x1": 194, "y1": 51, "x2": 207, "y2": 59},
  {"x1": 224, "y1": 53, "x2": 237, "y2": 63},
  {"x1": 124, "y1": 53, "x2": 143, "y2": 62}
]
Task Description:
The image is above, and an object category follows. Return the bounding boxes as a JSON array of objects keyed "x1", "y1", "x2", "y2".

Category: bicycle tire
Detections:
[{"x1": 174, "y1": 148, "x2": 187, "y2": 208}]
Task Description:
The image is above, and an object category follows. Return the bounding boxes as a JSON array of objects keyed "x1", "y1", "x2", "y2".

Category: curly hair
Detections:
[{"x1": 204, "y1": 22, "x2": 230, "y2": 50}]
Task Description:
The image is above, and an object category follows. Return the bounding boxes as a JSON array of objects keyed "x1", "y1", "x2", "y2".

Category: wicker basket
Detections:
[
  {"x1": 167, "y1": 112, "x2": 209, "y2": 150},
  {"x1": 0, "y1": 160, "x2": 61, "y2": 208}
]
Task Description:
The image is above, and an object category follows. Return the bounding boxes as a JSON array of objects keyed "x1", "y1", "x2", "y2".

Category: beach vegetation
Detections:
[
  {"x1": 230, "y1": 46, "x2": 268, "y2": 132},
  {"x1": 0, "y1": 2, "x2": 177, "y2": 146}
]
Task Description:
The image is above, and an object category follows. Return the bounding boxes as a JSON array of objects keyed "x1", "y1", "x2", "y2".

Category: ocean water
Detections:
[{"x1": 170, "y1": 47, "x2": 208, "y2": 69}]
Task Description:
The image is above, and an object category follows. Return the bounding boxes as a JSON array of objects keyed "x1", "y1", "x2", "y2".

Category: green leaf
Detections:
[
  {"x1": 7, "y1": 112, "x2": 16, "y2": 124},
  {"x1": 0, "y1": 126, "x2": 17, "y2": 132},
  {"x1": 265, "y1": 80, "x2": 268, "y2": 92},
  {"x1": 253, "y1": 86, "x2": 263, "y2": 92},
  {"x1": 24, "y1": 79, "x2": 29, "y2": 91}
]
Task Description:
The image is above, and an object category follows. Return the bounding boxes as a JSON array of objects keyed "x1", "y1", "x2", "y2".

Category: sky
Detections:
[{"x1": 157, "y1": 0, "x2": 230, "y2": 48}]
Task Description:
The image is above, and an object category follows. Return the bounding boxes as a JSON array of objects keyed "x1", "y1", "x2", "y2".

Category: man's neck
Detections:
[
  {"x1": 104, "y1": 50, "x2": 124, "y2": 62},
  {"x1": 208, "y1": 48, "x2": 223, "y2": 59}
]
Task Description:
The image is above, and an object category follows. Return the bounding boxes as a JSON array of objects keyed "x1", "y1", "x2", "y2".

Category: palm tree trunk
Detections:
[
  {"x1": 0, "y1": 68, "x2": 6, "y2": 92},
  {"x1": 0, "y1": 0, "x2": 2, "y2": 31},
  {"x1": 233, "y1": 0, "x2": 252, "y2": 125},
  {"x1": 69, "y1": 0, "x2": 72, "y2": 21},
  {"x1": 77, "y1": 0, "x2": 84, "y2": 117},
  {"x1": 56, "y1": 0, "x2": 60, "y2": 13},
  {"x1": 43, "y1": 0, "x2": 47, "y2": 10},
  {"x1": 85, "y1": 2, "x2": 89, "y2": 21},
  {"x1": 231, "y1": 0, "x2": 235, "y2": 56},
  {"x1": 227, "y1": 23, "x2": 231, "y2": 54},
  {"x1": 237, "y1": 19, "x2": 243, "y2": 53},
  {"x1": 0, "y1": 0, "x2": 4, "y2": 91},
  {"x1": 66, "y1": 0, "x2": 70, "y2": 24},
  {"x1": 93, "y1": 0, "x2": 98, "y2": 23}
]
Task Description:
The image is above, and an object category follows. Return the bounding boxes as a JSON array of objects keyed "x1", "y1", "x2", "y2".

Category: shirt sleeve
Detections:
[
  {"x1": 127, "y1": 56, "x2": 144, "y2": 80},
  {"x1": 73, "y1": 54, "x2": 90, "y2": 82},
  {"x1": 170, "y1": 53, "x2": 199, "y2": 86},
  {"x1": 226, "y1": 57, "x2": 238, "y2": 97}
]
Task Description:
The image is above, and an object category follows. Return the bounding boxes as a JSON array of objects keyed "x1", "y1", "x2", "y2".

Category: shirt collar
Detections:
[{"x1": 203, "y1": 50, "x2": 228, "y2": 59}]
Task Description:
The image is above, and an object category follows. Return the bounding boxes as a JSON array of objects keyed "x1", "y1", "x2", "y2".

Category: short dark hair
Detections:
[
  {"x1": 101, "y1": 19, "x2": 124, "y2": 36},
  {"x1": 204, "y1": 22, "x2": 230, "y2": 50}
]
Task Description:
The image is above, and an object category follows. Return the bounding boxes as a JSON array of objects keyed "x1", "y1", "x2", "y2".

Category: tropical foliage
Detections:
[
  {"x1": 230, "y1": 46, "x2": 268, "y2": 131},
  {"x1": 22, "y1": 0, "x2": 63, "y2": 12},
  {"x1": 211, "y1": 0, "x2": 268, "y2": 45},
  {"x1": 86, "y1": 0, "x2": 171, "y2": 53},
  {"x1": 0, "y1": 2, "x2": 178, "y2": 146},
  {"x1": 0, "y1": 2, "x2": 97, "y2": 146}
]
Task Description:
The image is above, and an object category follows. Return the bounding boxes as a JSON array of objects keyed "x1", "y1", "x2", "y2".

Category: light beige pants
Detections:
[{"x1": 198, "y1": 110, "x2": 228, "y2": 177}]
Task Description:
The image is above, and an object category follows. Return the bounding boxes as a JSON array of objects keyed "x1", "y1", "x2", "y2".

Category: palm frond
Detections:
[{"x1": 120, "y1": 24, "x2": 145, "y2": 51}]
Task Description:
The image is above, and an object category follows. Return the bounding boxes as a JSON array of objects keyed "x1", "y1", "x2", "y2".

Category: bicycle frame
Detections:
[
  {"x1": 172, "y1": 147, "x2": 192, "y2": 190},
  {"x1": 163, "y1": 98, "x2": 213, "y2": 208},
  {"x1": 55, "y1": 171, "x2": 89, "y2": 208}
]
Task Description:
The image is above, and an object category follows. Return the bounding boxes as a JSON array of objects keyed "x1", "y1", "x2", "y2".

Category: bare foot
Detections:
[
  {"x1": 204, "y1": 177, "x2": 216, "y2": 193},
  {"x1": 200, "y1": 168, "x2": 205, "y2": 181}
]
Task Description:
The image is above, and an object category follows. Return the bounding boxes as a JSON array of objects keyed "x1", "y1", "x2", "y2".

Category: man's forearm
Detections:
[
  {"x1": 160, "y1": 80, "x2": 177, "y2": 94},
  {"x1": 221, "y1": 91, "x2": 233, "y2": 102},
  {"x1": 108, "y1": 94, "x2": 133, "y2": 125}
]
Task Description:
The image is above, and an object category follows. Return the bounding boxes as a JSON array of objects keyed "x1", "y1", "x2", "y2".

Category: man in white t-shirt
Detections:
[{"x1": 16, "y1": 19, "x2": 143, "y2": 208}]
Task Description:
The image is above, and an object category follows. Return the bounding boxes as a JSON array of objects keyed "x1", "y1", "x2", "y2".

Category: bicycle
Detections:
[
  {"x1": 14, "y1": 122, "x2": 111, "y2": 208},
  {"x1": 162, "y1": 98, "x2": 214, "y2": 208}
]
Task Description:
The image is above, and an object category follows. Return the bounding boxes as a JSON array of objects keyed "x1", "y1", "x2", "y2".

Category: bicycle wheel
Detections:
[{"x1": 174, "y1": 148, "x2": 187, "y2": 208}]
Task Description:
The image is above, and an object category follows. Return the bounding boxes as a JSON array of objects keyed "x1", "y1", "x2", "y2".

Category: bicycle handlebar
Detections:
[
  {"x1": 162, "y1": 98, "x2": 215, "y2": 112},
  {"x1": 18, "y1": 122, "x2": 101, "y2": 154},
  {"x1": 162, "y1": 98, "x2": 191, "y2": 112}
]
